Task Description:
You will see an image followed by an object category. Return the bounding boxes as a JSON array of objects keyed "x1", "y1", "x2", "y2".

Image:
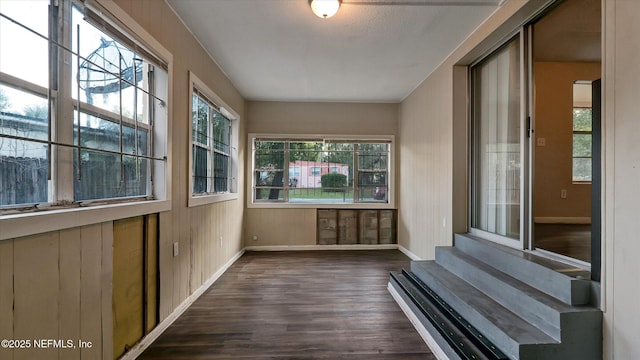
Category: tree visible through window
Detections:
[
  {"x1": 191, "y1": 90, "x2": 232, "y2": 194},
  {"x1": 252, "y1": 137, "x2": 391, "y2": 204},
  {"x1": 572, "y1": 82, "x2": 592, "y2": 182}
]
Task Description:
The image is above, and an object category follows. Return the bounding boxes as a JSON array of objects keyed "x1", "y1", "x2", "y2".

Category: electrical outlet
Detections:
[
  {"x1": 173, "y1": 242, "x2": 179, "y2": 257},
  {"x1": 561, "y1": 189, "x2": 567, "y2": 199},
  {"x1": 219, "y1": 236, "x2": 223, "y2": 248},
  {"x1": 442, "y1": 218, "x2": 446, "y2": 228},
  {"x1": 252, "y1": 235, "x2": 259, "y2": 241},
  {"x1": 537, "y1": 137, "x2": 546, "y2": 146}
]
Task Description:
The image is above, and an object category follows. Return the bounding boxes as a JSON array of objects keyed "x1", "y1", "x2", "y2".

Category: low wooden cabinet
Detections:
[{"x1": 317, "y1": 209, "x2": 396, "y2": 245}]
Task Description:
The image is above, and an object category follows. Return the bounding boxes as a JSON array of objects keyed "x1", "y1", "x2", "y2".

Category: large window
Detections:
[
  {"x1": 250, "y1": 135, "x2": 393, "y2": 207},
  {"x1": 0, "y1": 0, "x2": 168, "y2": 210},
  {"x1": 189, "y1": 72, "x2": 238, "y2": 206},
  {"x1": 471, "y1": 37, "x2": 521, "y2": 240},
  {"x1": 572, "y1": 82, "x2": 592, "y2": 183}
]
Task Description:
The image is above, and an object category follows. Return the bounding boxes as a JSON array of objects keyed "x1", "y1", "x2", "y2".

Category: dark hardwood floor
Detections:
[
  {"x1": 535, "y1": 224, "x2": 591, "y2": 263},
  {"x1": 139, "y1": 250, "x2": 434, "y2": 359}
]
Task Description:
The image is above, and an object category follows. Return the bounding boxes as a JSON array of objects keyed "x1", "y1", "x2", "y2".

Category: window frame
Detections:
[
  {"x1": 0, "y1": 0, "x2": 173, "y2": 240},
  {"x1": 247, "y1": 133, "x2": 395, "y2": 209},
  {"x1": 188, "y1": 71, "x2": 239, "y2": 207},
  {"x1": 571, "y1": 81, "x2": 593, "y2": 184}
]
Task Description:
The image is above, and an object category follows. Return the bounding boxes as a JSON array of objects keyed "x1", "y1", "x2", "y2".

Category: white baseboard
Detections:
[
  {"x1": 120, "y1": 249, "x2": 245, "y2": 360},
  {"x1": 534, "y1": 217, "x2": 591, "y2": 224},
  {"x1": 398, "y1": 245, "x2": 421, "y2": 260},
  {"x1": 387, "y1": 283, "x2": 449, "y2": 360},
  {"x1": 244, "y1": 244, "x2": 399, "y2": 251}
]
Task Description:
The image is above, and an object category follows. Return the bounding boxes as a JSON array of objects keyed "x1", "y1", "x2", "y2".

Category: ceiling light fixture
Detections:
[{"x1": 309, "y1": 0, "x2": 342, "y2": 19}]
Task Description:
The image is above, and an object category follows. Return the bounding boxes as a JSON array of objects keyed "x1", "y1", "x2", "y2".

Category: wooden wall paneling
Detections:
[
  {"x1": 359, "y1": 210, "x2": 379, "y2": 244},
  {"x1": 158, "y1": 211, "x2": 173, "y2": 320},
  {"x1": 144, "y1": 214, "x2": 158, "y2": 334},
  {"x1": 101, "y1": 222, "x2": 114, "y2": 360},
  {"x1": 58, "y1": 228, "x2": 82, "y2": 360},
  {"x1": 80, "y1": 224, "x2": 104, "y2": 360},
  {"x1": 0, "y1": 239, "x2": 14, "y2": 360},
  {"x1": 13, "y1": 232, "x2": 59, "y2": 360},
  {"x1": 379, "y1": 210, "x2": 396, "y2": 244},
  {"x1": 317, "y1": 210, "x2": 337, "y2": 245},
  {"x1": 338, "y1": 210, "x2": 358, "y2": 244},
  {"x1": 112, "y1": 217, "x2": 144, "y2": 359}
]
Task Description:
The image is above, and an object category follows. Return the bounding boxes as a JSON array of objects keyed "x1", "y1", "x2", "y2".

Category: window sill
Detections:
[
  {"x1": 247, "y1": 201, "x2": 395, "y2": 210},
  {"x1": 0, "y1": 199, "x2": 171, "y2": 241},
  {"x1": 188, "y1": 193, "x2": 239, "y2": 208}
]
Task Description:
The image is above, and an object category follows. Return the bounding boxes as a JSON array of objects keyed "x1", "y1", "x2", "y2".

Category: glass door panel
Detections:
[{"x1": 471, "y1": 37, "x2": 522, "y2": 240}]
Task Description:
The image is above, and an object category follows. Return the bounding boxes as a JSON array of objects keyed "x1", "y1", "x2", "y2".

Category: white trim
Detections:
[
  {"x1": 247, "y1": 133, "x2": 396, "y2": 209},
  {"x1": 244, "y1": 244, "x2": 399, "y2": 251},
  {"x1": 534, "y1": 217, "x2": 591, "y2": 224},
  {"x1": 187, "y1": 71, "x2": 240, "y2": 208},
  {"x1": 387, "y1": 283, "x2": 450, "y2": 360},
  {"x1": 119, "y1": 248, "x2": 245, "y2": 360},
  {"x1": 532, "y1": 248, "x2": 591, "y2": 271},
  {"x1": 398, "y1": 245, "x2": 422, "y2": 260}
]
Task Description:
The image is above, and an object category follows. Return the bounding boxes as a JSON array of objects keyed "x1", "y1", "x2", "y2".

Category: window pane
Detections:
[
  {"x1": 0, "y1": 1, "x2": 49, "y2": 88},
  {"x1": 192, "y1": 97, "x2": 209, "y2": 145},
  {"x1": 213, "y1": 152, "x2": 229, "y2": 192},
  {"x1": 573, "y1": 134, "x2": 592, "y2": 157},
  {"x1": 212, "y1": 110, "x2": 230, "y2": 153},
  {"x1": 471, "y1": 38, "x2": 521, "y2": 239},
  {"x1": 573, "y1": 108, "x2": 592, "y2": 131},
  {"x1": 358, "y1": 171, "x2": 387, "y2": 201},
  {"x1": 72, "y1": 6, "x2": 151, "y2": 123},
  {"x1": 74, "y1": 152, "x2": 148, "y2": 201},
  {"x1": 193, "y1": 144, "x2": 209, "y2": 194},
  {"x1": 0, "y1": 85, "x2": 49, "y2": 138},
  {"x1": 573, "y1": 158, "x2": 592, "y2": 182},
  {"x1": 358, "y1": 143, "x2": 388, "y2": 170},
  {"x1": 288, "y1": 188, "x2": 354, "y2": 204},
  {"x1": 255, "y1": 141, "x2": 284, "y2": 170},
  {"x1": 0, "y1": 139, "x2": 49, "y2": 206}
]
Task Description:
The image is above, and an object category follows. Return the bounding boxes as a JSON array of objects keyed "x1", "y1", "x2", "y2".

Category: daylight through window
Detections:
[
  {"x1": 572, "y1": 82, "x2": 592, "y2": 183},
  {"x1": 251, "y1": 137, "x2": 392, "y2": 205},
  {"x1": 0, "y1": 0, "x2": 168, "y2": 209}
]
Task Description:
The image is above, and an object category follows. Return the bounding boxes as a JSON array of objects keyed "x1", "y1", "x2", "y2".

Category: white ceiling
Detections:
[{"x1": 166, "y1": 0, "x2": 501, "y2": 102}]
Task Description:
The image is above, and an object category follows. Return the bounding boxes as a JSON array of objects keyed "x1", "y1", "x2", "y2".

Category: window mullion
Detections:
[
  {"x1": 55, "y1": 0, "x2": 76, "y2": 204},
  {"x1": 353, "y1": 143, "x2": 359, "y2": 203},
  {"x1": 284, "y1": 141, "x2": 290, "y2": 202}
]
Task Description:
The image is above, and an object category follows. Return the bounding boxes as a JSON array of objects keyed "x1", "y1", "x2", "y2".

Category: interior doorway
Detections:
[{"x1": 530, "y1": 0, "x2": 601, "y2": 266}]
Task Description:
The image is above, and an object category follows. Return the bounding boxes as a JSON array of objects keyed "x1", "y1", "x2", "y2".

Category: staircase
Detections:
[{"x1": 389, "y1": 233, "x2": 602, "y2": 360}]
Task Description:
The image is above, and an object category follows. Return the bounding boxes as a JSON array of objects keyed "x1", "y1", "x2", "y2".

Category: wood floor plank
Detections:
[{"x1": 139, "y1": 250, "x2": 434, "y2": 359}]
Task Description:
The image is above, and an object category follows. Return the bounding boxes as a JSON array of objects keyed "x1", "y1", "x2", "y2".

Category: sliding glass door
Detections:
[{"x1": 471, "y1": 36, "x2": 523, "y2": 243}]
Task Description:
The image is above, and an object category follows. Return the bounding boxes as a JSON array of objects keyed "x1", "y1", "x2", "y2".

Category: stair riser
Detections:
[
  {"x1": 435, "y1": 247, "x2": 561, "y2": 339},
  {"x1": 454, "y1": 234, "x2": 590, "y2": 305}
]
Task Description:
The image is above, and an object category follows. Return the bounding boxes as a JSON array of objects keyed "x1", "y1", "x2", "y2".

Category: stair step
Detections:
[
  {"x1": 390, "y1": 271, "x2": 508, "y2": 360},
  {"x1": 435, "y1": 247, "x2": 600, "y2": 340},
  {"x1": 454, "y1": 233, "x2": 591, "y2": 305},
  {"x1": 410, "y1": 261, "x2": 558, "y2": 360}
]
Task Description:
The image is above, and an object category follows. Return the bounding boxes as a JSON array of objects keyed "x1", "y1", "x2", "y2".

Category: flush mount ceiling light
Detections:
[
  {"x1": 309, "y1": 0, "x2": 342, "y2": 18},
  {"x1": 308, "y1": 1, "x2": 502, "y2": 19}
]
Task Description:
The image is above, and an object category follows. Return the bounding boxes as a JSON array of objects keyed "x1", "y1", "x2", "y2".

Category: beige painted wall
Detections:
[
  {"x1": 0, "y1": 0, "x2": 246, "y2": 358},
  {"x1": 603, "y1": 0, "x2": 640, "y2": 358},
  {"x1": 245, "y1": 101, "x2": 398, "y2": 246},
  {"x1": 533, "y1": 62, "x2": 601, "y2": 220},
  {"x1": 398, "y1": 0, "x2": 539, "y2": 259},
  {"x1": 400, "y1": 0, "x2": 640, "y2": 358},
  {"x1": 114, "y1": 0, "x2": 246, "y2": 321}
]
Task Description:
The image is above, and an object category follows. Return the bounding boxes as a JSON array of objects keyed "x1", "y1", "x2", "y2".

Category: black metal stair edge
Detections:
[{"x1": 390, "y1": 270, "x2": 508, "y2": 360}]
